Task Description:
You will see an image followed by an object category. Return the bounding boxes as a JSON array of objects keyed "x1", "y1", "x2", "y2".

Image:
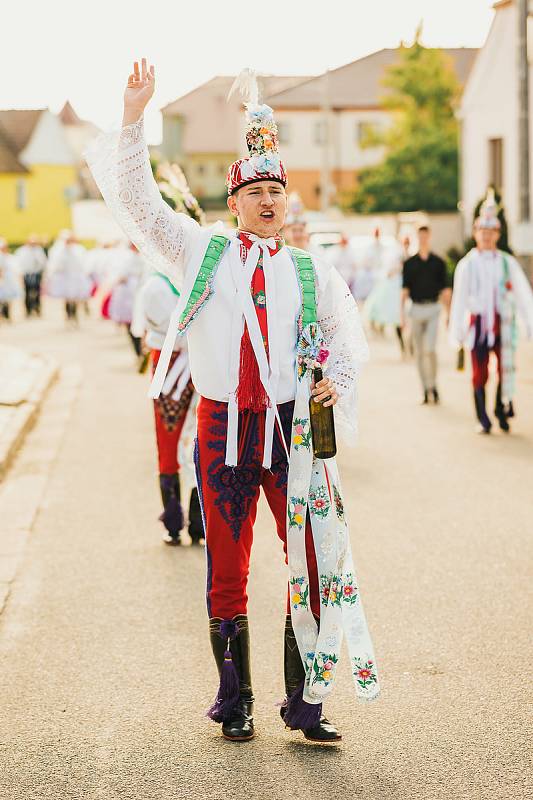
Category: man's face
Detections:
[
  {"x1": 227, "y1": 181, "x2": 288, "y2": 237},
  {"x1": 285, "y1": 222, "x2": 309, "y2": 249},
  {"x1": 418, "y1": 230, "x2": 430, "y2": 250},
  {"x1": 474, "y1": 226, "x2": 500, "y2": 251}
]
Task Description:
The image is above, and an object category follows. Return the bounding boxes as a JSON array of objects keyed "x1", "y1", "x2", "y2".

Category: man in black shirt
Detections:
[{"x1": 401, "y1": 226, "x2": 451, "y2": 403}]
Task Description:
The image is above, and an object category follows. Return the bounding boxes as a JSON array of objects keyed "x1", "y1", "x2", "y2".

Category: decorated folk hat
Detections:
[
  {"x1": 475, "y1": 187, "x2": 501, "y2": 230},
  {"x1": 226, "y1": 70, "x2": 287, "y2": 195}
]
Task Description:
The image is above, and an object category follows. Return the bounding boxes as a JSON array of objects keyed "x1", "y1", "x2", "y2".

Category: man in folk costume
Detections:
[
  {"x1": 86, "y1": 60, "x2": 379, "y2": 744},
  {"x1": 450, "y1": 189, "x2": 533, "y2": 434},
  {"x1": 134, "y1": 163, "x2": 207, "y2": 546}
]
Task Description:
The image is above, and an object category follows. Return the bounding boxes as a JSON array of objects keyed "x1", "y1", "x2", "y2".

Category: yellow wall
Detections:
[{"x1": 0, "y1": 164, "x2": 77, "y2": 244}]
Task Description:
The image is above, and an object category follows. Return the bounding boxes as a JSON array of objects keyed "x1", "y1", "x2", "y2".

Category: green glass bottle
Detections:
[{"x1": 309, "y1": 367, "x2": 337, "y2": 459}]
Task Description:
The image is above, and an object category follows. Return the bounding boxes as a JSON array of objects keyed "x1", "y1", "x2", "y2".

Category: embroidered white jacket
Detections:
[{"x1": 85, "y1": 118, "x2": 368, "y2": 442}]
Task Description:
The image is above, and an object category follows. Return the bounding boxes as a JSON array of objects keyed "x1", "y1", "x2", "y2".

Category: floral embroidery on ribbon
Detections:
[
  {"x1": 288, "y1": 497, "x2": 306, "y2": 531},
  {"x1": 290, "y1": 577, "x2": 309, "y2": 610},
  {"x1": 333, "y1": 485, "x2": 345, "y2": 521},
  {"x1": 352, "y1": 657, "x2": 378, "y2": 691},
  {"x1": 292, "y1": 417, "x2": 312, "y2": 451},
  {"x1": 312, "y1": 652, "x2": 339, "y2": 687},
  {"x1": 320, "y1": 573, "x2": 359, "y2": 606},
  {"x1": 309, "y1": 485, "x2": 331, "y2": 519},
  {"x1": 253, "y1": 289, "x2": 266, "y2": 307}
]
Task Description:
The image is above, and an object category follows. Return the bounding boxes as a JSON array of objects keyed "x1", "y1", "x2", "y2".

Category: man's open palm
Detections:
[{"x1": 124, "y1": 58, "x2": 155, "y2": 116}]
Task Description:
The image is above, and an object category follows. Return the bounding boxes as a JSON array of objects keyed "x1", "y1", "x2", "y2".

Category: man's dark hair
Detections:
[{"x1": 418, "y1": 225, "x2": 430, "y2": 233}]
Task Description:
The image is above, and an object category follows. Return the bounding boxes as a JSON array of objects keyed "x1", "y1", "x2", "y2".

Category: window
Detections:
[
  {"x1": 314, "y1": 120, "x2": 327, "y2": 145},
  {"x1": 277, "y1": 121, "x2": 290, "y2": 145},
  {"x1": 488, "y1": 138, "x2": 504, "y2": 190},
  {"x1": 356, "y1": 121, "x2": 378, "y2": 146},
  {"x1": 16, "y1": 179, "x2": 26, "y2": 210},
  {"x1": 197, "y1": 164, "x2": 205, "y2": 175}
]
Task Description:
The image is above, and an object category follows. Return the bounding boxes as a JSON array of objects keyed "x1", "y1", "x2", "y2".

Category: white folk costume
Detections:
[
  {"x1": 86, "y1": 70, "x2": 379, "y2": 742},
  {"x1": 15, "y1": 241, "x2": 47, "y2": 317},
  {"x1": 136, "y1": 272, "x2": 203, "y2": 544},
  {"x1": 47, "y1": 238, "x2": 92, "y2": 322},
  {"x1": 450, "y1": 191, "x2": 533, "y2": 433},
  {"x1": 0, "y1": 243, "x2": 20, "y2": 320}
]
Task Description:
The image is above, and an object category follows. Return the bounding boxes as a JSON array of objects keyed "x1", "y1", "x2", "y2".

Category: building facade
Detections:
[
  {"x1": 459, "y1": 0, "x2": 533, "y2": 250},
  {"x1": 0, "y1": 109, "x2": 79, "y2": 244}
]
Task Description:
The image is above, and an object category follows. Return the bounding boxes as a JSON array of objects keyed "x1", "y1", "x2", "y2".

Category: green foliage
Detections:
[{"x1": 351, "y1": 38, "x2": 461, "y2": 213}]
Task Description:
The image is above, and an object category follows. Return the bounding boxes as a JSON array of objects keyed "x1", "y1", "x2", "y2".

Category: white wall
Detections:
[
  {"x1": 20, "y1": 110, "x2": 75, "y2": 166},
  {"x1": 460, "y1": 3, "x2": 533, "y2": 245},
  {"x1": 272, "y1": 109, "x2": 389, "y2": 171}
]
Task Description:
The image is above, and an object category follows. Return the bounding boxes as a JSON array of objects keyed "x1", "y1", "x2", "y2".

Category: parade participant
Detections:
[
  {"x1": 133, "y1": 162, "x2": 207, "y2": 546},
  {"x1": 0, "y1": 239, "x2": 20, "y2": 321},
  {"x1": 86, "y1": 60, "x2": 379, "y2": 744},
  {"x1": 401, "y1": 226, "x2": 450, "y2": 404},
  {"x1": 47, "y1": 233, "x2": 92, "y2": 325},
  {"x1": 138, "y1": 272, "x2": 204, "y2": 545},
  {"x1": 331, "y1": 234, "x2": 358, "y2": 297},
  {"x1": 450, "y1": 190, "x2": 533, "y2": 433},
  {"x1": 15, "y1": 235, "x2": 47, "y2": 317},
  {"x1": 109, "y1": 242, "x2": 146, "y2": 359},
  {"x1": 365, "y1": 227, "x2": 404, "y2": 352}
]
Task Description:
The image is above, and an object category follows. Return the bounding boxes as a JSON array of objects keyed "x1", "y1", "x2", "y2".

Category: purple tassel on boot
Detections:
[
  {"x1": 159, "y1": 496, "x2": 184, "y2": 535},
  {"x1": 282, "y1": 680, "x2": 322, "y2": 730},
  {"x1": 207, "y1": 620, "x2": 241, "y2": 723}
]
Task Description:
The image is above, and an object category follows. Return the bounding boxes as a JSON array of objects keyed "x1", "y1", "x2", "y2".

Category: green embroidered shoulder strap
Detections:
[
  {"x1": 288, "y1": 246, "x2": 318, "y2": 327},
  {"x1": 156, "y1": 272, "x2": 180, "y2": 296},
  {"x1": 177, "y1": 234, "x2": 229, "y2": 332}
]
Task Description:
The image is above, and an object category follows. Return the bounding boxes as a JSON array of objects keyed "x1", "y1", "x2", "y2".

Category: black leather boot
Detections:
[
  {"x1": 208, "y1": 616, "x2": 254, "y2": 741},
  {"x1": 495, "y1": 383, "x2": 510, "y2": 432},
  {"x1": 473, "y1": 388, "x2": 492, "y2": 434},
  {"x1": 158, "y1": 473, "x2": 183, "y2": 544},
  {"x1": 188, "y1": 488, "x2": 205, "y2": 544},
  {"x1": 281, "y1": 615, "x2": 341, "y2": 743}
]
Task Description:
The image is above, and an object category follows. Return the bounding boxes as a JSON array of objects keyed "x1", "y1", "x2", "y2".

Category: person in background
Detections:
[
  {"x1": 401, "y1": 226, "x2": 450, "y2": 404},
  {"x1": 449, "y1": 190, "x2": 533, "y2": 434},
  {"x1": 364, "y1": 227, "x2": 405, "y2": 353},
  {"x1": 47, "y1": 233, "x2": 92, "y2": 326},
  {"x1": 0, "y1": 239, "x2": 20, "y2": 321},
  {"x1": 331, "y1": 234, "x2": 358, "y2": 296},
  {"x1": 16, "y1": 235, "x2": 47, "y2": 317}
]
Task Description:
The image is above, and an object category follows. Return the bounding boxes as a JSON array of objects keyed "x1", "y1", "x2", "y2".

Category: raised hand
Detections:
[{"x1": 123, "y1": 58, "x2": 155, "y2": 125}]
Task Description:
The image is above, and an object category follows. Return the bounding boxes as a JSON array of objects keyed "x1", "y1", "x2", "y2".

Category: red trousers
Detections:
[
  {"x1": 195, "y1": 397, "x2": 320, "y2": 620},
  {"x1": 152, "y1": 350, "x2": 193, "y2": 474},
  {"x1": 470, "y1": 315, "x2": 502, "y2": 390}
]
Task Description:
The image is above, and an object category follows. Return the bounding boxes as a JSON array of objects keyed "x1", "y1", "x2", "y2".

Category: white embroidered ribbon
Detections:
[{"x1": 287, "y1": 324, "x2": 380, "y2": 705}]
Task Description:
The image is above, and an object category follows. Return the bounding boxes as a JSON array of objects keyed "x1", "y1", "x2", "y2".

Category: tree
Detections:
[{"x1": 350, "y1": 34, "x2": 461, "y2": 213}]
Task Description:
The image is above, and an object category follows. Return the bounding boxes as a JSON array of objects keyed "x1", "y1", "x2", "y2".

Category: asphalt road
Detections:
[{"x1": 0, "y1": 299, "x2": 531, "y2": 800}]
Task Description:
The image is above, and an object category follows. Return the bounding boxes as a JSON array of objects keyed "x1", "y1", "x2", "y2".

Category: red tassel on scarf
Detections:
[{"x1": 236, "y1": 325, "x2": 269, "y2": 413}]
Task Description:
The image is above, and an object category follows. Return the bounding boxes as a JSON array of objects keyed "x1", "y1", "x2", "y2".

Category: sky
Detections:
[{"x1": 1, "y1": 0, "x2": 496, "y2": 143}]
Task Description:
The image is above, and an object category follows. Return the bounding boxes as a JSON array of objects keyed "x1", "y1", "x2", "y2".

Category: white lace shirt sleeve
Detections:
[
  {"x1": 316, "y1": 258, "x2": 369, "y2": 444},
  {"x1": 84, "y1": 117, "x2": 202, "y2": 290}
]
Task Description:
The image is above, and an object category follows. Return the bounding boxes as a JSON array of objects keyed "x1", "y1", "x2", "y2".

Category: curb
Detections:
[{"x1": 0, "y1": 358, "x2": 59, "y2": 481}]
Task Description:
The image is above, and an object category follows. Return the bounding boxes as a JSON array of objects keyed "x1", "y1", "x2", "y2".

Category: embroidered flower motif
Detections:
[
  {"x1": 505, "y1": 280, "x2": 513, "y2": 291},
  {"x1": 292, "y1": 417, "x2": 312, "y2": 451},
  {"x1": 333, "y1": 485, "x2": 345, "y2": 521},
  {"x1": 308, "y1": 485, "x2": 331, "y2": 519},
  {"x1": 341, "y1": 573, "x2": 359, "y2": 605},
  {"x1": 290, "y1": 577, "x2": 309, "y2": 610},
  {"x1": 253, "y1": 289, "x2": 266, "y2": 308},
  {"x1": 288, "y1": 497, "x2": 306, "y2": 530},
  {"x1": 352, "y1": 657, "x2": 378, "y2": 690},
  {"x1": 312, "y1": 652, "x2": 339, "y2": 686},
  {"x1": 319, "y1": 573, "x2": 342, "y2": 606}
]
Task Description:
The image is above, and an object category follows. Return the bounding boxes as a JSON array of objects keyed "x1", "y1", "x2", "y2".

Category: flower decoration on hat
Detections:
[
  {"x1": 475, "y1": 187, "x2": 502, "y2": 230},
  {"x1": 226, "y1": 69, "x2": 287, "y2": 195}
]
